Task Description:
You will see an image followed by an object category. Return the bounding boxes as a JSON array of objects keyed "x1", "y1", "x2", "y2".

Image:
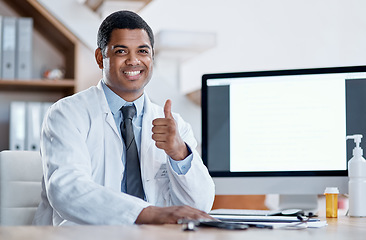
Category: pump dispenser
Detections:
[{"x1": 346, "y1": 134, "x2": 366, "y2": 217}]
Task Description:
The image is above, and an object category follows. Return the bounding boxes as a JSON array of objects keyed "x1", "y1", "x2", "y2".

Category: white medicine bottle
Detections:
[{"x1": 346, "y1": 134, "x2": 366, "y2": 217}]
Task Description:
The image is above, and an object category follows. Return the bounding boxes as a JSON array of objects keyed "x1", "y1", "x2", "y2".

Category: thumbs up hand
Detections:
[{"x1": 152, "y1": 99, "x2": 189, "y2": 160}]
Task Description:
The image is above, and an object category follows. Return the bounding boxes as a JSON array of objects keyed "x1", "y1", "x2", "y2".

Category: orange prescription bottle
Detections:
[{"x1": 324, "y1": 187, "x2": 339, "y2": 218}]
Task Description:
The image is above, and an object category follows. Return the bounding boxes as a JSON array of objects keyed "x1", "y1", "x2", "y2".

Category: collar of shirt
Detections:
[{"x1": 101, "y1": 79, "x2": 144, "y2": 121}]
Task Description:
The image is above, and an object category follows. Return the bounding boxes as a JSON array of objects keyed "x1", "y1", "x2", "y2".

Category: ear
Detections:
[
  {"x1": 152, "y1": 49, "x2": 155, "y2": 61},
  {"x1": 95, "y1": 48, "x2": 104, "y2": 69}
]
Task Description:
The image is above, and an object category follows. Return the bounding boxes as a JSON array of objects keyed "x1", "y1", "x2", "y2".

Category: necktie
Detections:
[{"x1": 120, "y1": 105, "x2": 145, "y2": 199}]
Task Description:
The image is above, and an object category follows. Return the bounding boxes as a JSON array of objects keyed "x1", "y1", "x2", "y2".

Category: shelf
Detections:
[
  {"x1": 0, "y1": 0, "x2": 81, "y2": 151},
  {"x1": 1, "y1": 0, "x2": 79, "y2": 98},
  {"x1": 3, "y1": 0, "x2": 77, "y2": 80},
  {"x1": 0, "y1": 79, "x2": 75, "y2": 95}
]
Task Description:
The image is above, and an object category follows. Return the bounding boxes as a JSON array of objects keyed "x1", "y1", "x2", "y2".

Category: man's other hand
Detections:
[{"x1": 135, "y1": 205, "x2": 213, "y2": 224}]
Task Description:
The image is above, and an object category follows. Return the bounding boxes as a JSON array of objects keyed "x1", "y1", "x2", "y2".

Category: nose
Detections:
[{"x1": 125, "y1": 53, "x2": 141, "y2": 66}]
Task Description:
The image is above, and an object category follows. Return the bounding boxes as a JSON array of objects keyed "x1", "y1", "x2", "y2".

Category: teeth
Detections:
[{"x1": 124, "y1": 71, "x2": 141, "y2": 76}]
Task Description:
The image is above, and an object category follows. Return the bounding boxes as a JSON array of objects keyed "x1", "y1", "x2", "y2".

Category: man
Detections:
[{"x1": 33, "y1": 10, "x2": 215, "y2": 225}]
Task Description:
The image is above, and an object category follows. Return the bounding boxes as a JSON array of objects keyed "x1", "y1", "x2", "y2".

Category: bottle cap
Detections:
[
  {"x1": 324, "y1": 187, "x2": 339, "y2": 194},
  {"x1": 346, "y1": 134, "x2": 364, "y2": 157}
]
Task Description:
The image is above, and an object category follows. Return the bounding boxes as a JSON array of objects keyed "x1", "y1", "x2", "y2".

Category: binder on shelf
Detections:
[
  {"x1": 9, "y1": 101, "x2": 26, "y2": 150},
  {"x1": 16, "y1": 18, "x2": 33, "y2": 80},
  {"x1": 1, "y1": 17, "x2": 16, "y2": 79},
  {"x1": 25, "y1": 102, "x2": 42, "y2": 151}
]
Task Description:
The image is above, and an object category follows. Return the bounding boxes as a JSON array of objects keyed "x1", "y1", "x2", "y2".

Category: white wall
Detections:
[
  {"x1": 139, "y1": 0, "x2": 366, "y2": 146},
  {"x1": 142, "y1": 0, "x2": 366, "y2": 93}
]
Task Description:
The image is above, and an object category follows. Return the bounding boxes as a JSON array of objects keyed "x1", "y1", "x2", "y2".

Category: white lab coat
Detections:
[{"x1": 33, "y1": 80, "x2": 215, "y2": 226}]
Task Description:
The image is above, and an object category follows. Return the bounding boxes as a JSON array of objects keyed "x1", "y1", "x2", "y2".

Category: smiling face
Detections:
[{"x1": 95, "y1": 28, "x2": 154, "y2": 102}]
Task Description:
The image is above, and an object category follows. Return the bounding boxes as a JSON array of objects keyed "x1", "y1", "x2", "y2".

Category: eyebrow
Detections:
[{"x1": 112, "y1": 44, "x2": 151, "y2": 49}]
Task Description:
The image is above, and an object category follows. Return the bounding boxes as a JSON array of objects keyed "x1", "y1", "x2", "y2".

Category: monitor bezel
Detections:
[{"x1": 202, "y1": 65, "x2": 366, "y2": 178}]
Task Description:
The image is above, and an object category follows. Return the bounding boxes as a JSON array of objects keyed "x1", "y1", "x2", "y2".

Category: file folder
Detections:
[
  {"x1": 1, "y1": 17, "x2": 16, "y2": 79},
  {"x1": 9, "y1": 101, "x2": 26, "y2": 150},
  {"x1": 25, "y1": 102, "x2": 42, "y2": 151},
  {"x1": 16, "y1": 18, "x2": 33, "y2": 80}
]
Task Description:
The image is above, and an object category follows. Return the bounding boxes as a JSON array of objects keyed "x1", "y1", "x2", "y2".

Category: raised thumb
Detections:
[{"x1": 164, "y1": 99, "x2": 173, "y2": 119}]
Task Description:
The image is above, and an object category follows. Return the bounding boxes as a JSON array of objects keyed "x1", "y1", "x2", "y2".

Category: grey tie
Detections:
[{"x1": 121, "y1": 105, "x2": 145, "y2": 199}]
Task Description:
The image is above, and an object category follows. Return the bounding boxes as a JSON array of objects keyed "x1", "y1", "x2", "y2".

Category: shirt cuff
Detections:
[{"x1": 169, "y1": 143, "x2": 193, "y2": 175}]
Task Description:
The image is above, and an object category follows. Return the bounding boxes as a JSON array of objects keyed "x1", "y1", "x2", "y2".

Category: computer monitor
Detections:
[{"x1": 202, "y1": 65, "x2": 366, "y2": 211}]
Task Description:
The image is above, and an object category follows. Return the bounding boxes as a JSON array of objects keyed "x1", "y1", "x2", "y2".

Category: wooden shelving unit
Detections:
[
  {"x1": 1, "y1": 0, "x2": 78, "y2": 97},
  {"x1": 0, "y1": 79, "x2": 75, "y2": 95},
  {"x1": 0, "y1": 0, "x2": 93, "y2": 151}
]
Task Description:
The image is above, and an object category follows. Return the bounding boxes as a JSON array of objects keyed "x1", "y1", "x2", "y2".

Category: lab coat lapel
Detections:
[
  {"x1": 96, "y1": 81, "x2": 124, "y2": 190},
  {"x1": 105, "y1": 111, "x2": 121, "y2": 140},
  {"x1": 96, "y1": 81, "x2": 121, "y2": 140},
  {"x1": 140, "y1": 93, "x2": 158, "y2": 201}
]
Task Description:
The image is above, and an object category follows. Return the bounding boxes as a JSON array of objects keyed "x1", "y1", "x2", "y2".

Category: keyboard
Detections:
[{"x1": 209, "y1": 209, "x2": 282, "y2": 216}]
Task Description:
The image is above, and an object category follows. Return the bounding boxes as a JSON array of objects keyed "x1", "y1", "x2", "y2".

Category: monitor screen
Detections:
[{"x1": 202, "y1": 66, "x2": 366, "y2": 206}]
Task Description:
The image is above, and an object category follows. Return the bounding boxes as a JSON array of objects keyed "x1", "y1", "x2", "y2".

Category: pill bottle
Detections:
[{"x1": 324, "y1": 187, "x2": 339, "y2": 218}]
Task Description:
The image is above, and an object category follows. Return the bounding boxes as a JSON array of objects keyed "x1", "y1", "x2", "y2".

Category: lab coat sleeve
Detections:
[
  {"x1": 165, "y1": 113, "x2": 215, "y2": 212},
  {"x1": 41, "y1": 100, "x2": 151, "y2": 225}
]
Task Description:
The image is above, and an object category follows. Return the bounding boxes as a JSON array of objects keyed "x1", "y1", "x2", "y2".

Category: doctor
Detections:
[{"x1": 33, "y1": 10, "x2": 215, "y2": 225}]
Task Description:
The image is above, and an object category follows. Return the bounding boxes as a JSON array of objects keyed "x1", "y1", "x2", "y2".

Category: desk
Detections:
[{"x1": 0, "y1": 216, "x2": 365, "y2": 240}]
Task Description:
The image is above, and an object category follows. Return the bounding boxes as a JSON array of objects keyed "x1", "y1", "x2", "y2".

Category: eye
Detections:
[
  {"x1": 115, "y1": 49, "x2": 127, "y2": 54},
  {"x1": 139, "y1": 49, "x2": 149, "y2": 54}
]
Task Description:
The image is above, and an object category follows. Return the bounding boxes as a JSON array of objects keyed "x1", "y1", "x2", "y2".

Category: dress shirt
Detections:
[{"x1": 101, "y1": 80, "x2": 192, "y2": 192}]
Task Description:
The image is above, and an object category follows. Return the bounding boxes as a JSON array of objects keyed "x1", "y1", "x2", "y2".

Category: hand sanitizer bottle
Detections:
[{"x1": 346, "y1": 134, "x2": 366, "y2": 217}]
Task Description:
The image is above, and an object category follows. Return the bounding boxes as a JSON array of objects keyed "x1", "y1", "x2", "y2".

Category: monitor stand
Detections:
[{"x1": 278, "y1": 194, "x2": 318, "y2": 214}]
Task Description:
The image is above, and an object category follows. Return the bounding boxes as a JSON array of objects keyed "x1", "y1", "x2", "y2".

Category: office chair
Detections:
[{"x1": 0, "y1": 150, "x2": 42, "y2": 225}]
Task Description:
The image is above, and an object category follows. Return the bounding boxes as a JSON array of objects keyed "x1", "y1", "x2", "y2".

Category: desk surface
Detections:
[{"x1": 1, "y1": 216, "x2": 365, "y2": 240}]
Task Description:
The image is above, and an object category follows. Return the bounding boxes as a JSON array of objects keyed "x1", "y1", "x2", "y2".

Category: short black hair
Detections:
[{"x1": 97, "y1": 10, "x2": 154, "y2": 56}]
